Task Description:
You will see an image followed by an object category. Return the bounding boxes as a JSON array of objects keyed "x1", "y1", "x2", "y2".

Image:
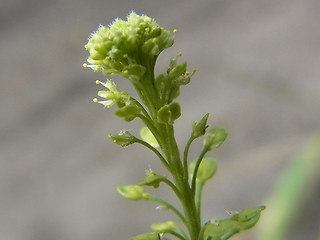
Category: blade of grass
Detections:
[{"x1": 258, "y1": 134, "x2": 320, "y2": 240}]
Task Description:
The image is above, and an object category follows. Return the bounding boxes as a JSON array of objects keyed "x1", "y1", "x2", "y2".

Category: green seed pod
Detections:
[
  {"x1": 117, "y1": 185, "x2": 149, "y2": 200},
  {"x1": 140, "y1": 127, "x2": 159, "y2": 148},
  {"x1": 151, "y1": 221, "x2": 179, "y2": 233},
  {"x1": 139, "y1": 170, "x2": 166, "y2": 188},
  {"x1": 129, "y1": 233, "x2": 159, "y2": 240},
  {"x1": 157, "y1": 102, "x2": 181, "y2": 125},
  {"x1": 189, "y1": 157, "x2": 218, "y2": 183},
  {"x1": 203, "y1": 127, "x2": 228, "y2": 151},
  {"x1": 109, "y1": 130, "x2": 136, "y2": 147},
  {"x1": 114, "y1": 104, "x2": 141, "y2": 121}
]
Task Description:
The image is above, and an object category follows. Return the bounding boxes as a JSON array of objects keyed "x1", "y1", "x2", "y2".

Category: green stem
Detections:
[
  {"x1": 149, "y1": 195, "x2": 186, "y2": 224},
  {"x1": 137, "y1": 114, "x2": 162, "y2": 141},
  {"x1": 221, "y1": 231, "x2": 239, "y2": 240},
  {"x1": 135, "y1": 138, "x2": 170, "y2": 172},
  {"x1": 168, "y1": 231, "x2": 187, "y2": 240},
  {"x1": 195, "y1": 182, "x2": 204, "y2": 223},
  {"x1": 191, "y1": 148, "x2": 208, "y2": 196},
  {"x1": 183, "y1": 136, "x2": 195, "y2": 180},
  {"x1": 131, "y1": 97, "x2": 152, "y2": 120},
  {"x1": 164, "y1": 125, "x2": 201, "y2": 240},
  {"x1": 162, "y1": 178, "x2": 181, "y2": 199}
]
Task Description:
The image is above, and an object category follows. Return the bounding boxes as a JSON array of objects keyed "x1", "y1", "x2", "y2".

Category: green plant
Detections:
[{"x1": 83, "y1": 12, "x2": 264, "y2": 240}]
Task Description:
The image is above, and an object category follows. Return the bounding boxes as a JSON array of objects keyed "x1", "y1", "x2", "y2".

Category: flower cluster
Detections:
[{"x1": 84, "y1": 12, "x2": 174, "y2": 83}]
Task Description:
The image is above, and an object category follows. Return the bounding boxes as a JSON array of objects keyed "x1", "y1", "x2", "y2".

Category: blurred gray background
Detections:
[{"x1": 1, "y1": 0, "x2": 319, "y2": 239}]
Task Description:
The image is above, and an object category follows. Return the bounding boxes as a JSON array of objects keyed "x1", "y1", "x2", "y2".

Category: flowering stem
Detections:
[
  {"x1": 163, "y1": 125, "x2": 201, "y2": 240},
  {"x1": 85, "y1": 12, "x2": 263, "y2": 240}
]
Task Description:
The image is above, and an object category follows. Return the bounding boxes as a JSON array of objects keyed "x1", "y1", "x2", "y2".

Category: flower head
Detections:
[{"x1": 84, "y1": 12, "x2": 174, "y2": 80}]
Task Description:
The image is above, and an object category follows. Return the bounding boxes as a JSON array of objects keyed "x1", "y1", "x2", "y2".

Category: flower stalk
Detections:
[{"x1": 84, "y1": 12, "x2": 264, "y2": 240}]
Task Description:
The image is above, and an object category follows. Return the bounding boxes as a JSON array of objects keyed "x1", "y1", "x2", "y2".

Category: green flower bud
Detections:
[
  {"x1": 168, "y1": 62, "x2": 187, "y2": 79},
  {"x1": 237, "y1": 206, "x2": 266, "y2": 224},
  {"x1": 109, "y1": 130, "x2": 136, "y2": 147},
  {"x1": 189, "y1": 157, "x2": 218, "y2": 183},
  {"x1": 129, "y1": 233, "x2": 159, "y2": 240},
  {"x1": 191, "y1": 113, "x2": 209, "y2": 138},
  {"x1": 140, "y1": 127, "x2": 159, "y2": 148},
  {"x1": 203, "y1": 127, "x2": 228, "y2": 150},
  {"x1": 117, "y1": 185, "x2": 149, "y2": 200},
  {"x1": 157, "y1": 102, "x2": 181, "y2": 125}
]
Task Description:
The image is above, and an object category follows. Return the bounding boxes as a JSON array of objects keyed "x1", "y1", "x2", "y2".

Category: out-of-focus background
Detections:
[{"x1": 1, "y1": 0, "x2": 319, "y2": 239}]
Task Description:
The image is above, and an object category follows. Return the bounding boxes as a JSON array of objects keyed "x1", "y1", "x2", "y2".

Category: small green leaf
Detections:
[
  {"x1": 109, "y1": 131, "x2": 136, "y2": 147},
  {"x1": 117, "y1": 185, "x2": 149, "y2": 200},
  {"x1": 203, "y1": 127, "x2": 228, "y2": 151},
  {"x1": 151, "y1": 221, "x2": 179, "y2": 233},
  {"x1": 192, "y1": 113, "x2": 209, "y2": 139},
  {"x1": 139, "y1": 170, "x2": 167, "y2": 188},
  {"x1": 157, "y1": 102, "x2": 181, "y2": 125},
  {"x1": 129, "y1": 232, "x2": 159, "y2": 240},
  {"x1": 140, "y1": 127, "x2": 159, "y2": 148},
  {"x1": 189, "y1": 157, "x2": 218, "y2": 183}
]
